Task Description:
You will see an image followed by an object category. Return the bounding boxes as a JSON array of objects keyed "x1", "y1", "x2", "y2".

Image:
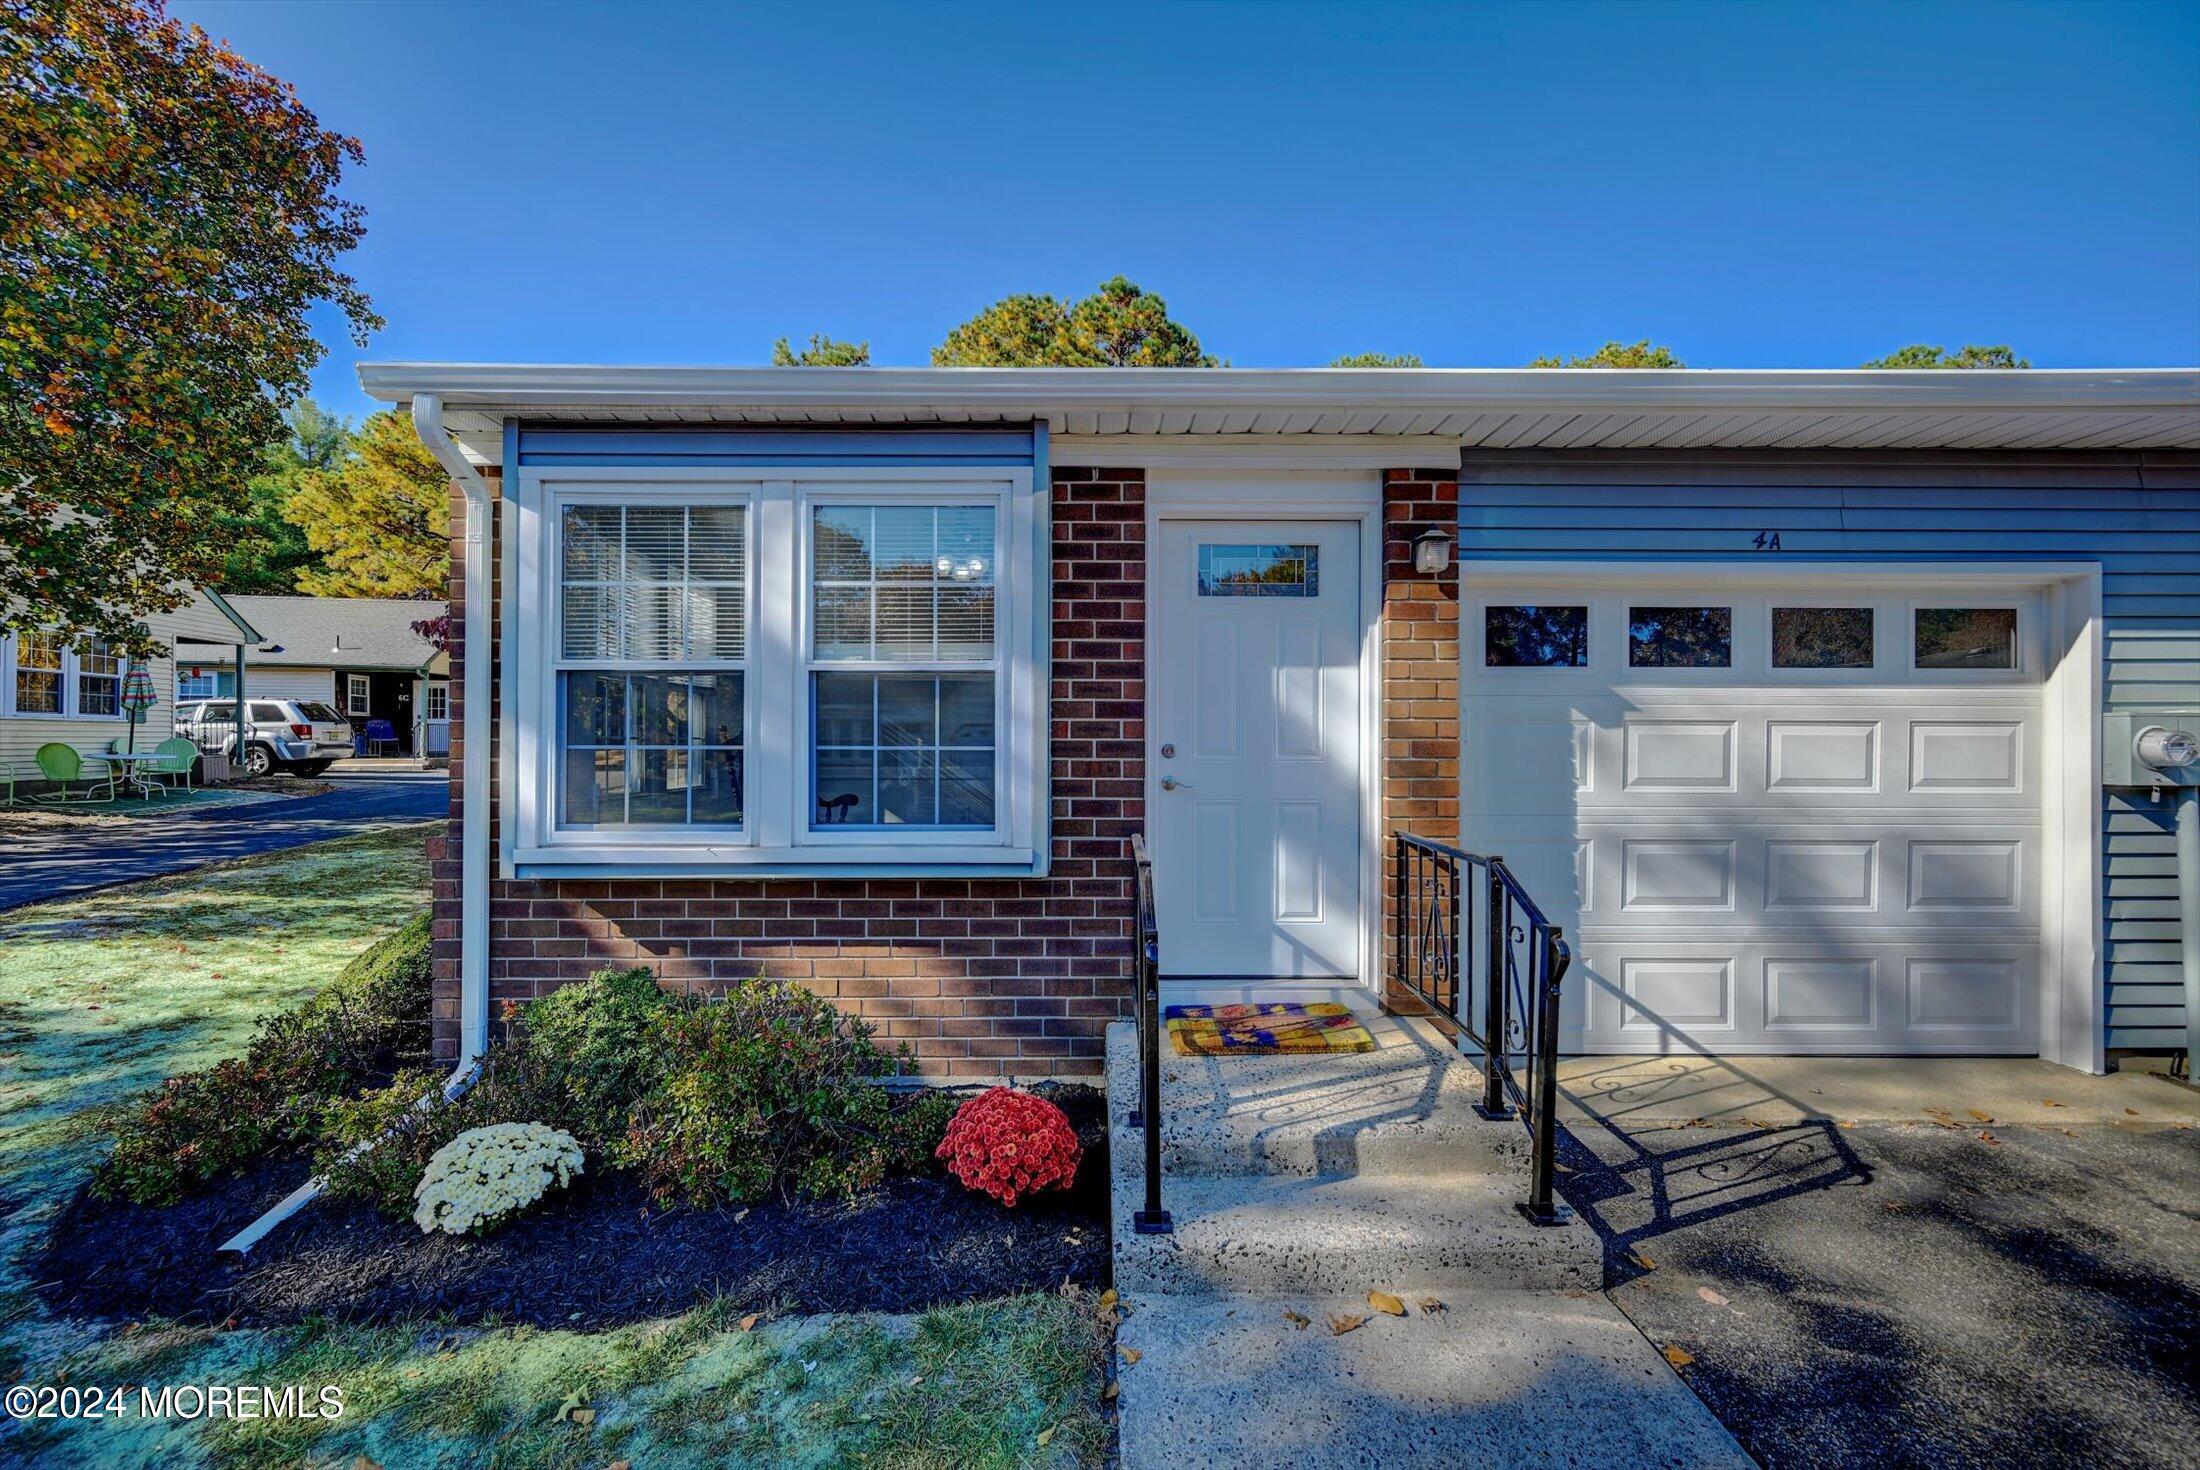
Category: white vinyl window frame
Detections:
[
  {"x1": 345, "y1": 673, "x2": 371, "y2": 716},
  {"x1": 509, "y1": 466, "x2": 1044, "y2": 876},
  {"x1": 424, "y1": 680, "x2": 450, "y2": 722},
  {"x1": 0, "y1": 633, "x2": 129, "y2": 721}
]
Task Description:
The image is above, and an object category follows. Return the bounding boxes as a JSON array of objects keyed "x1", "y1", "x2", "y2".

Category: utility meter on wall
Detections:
[{"x1": 2104, "y1": 711, "x2": 2200, "y2": 788}]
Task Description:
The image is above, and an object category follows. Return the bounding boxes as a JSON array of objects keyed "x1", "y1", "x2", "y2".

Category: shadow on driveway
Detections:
[
  {"x1": 0, "y1": 772, "x2": 446, "y2": 911},
  {"x1": 1556, "y1": 1055, "x2": 2200, "y2": 1470}
]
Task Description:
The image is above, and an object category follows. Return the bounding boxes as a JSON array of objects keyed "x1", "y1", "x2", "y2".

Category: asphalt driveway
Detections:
[
  {"x1": 0, "y1": 771, "x2": 446, "y2": 911},
  {"x1": 1555, "y1": 1055, "x2": 2200, "y2": 1470}
]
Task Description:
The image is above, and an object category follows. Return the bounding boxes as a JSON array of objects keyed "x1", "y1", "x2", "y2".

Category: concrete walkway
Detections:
[
  {"x1": 0, "y1": 771, "x2": 446, "y2": 911},
  {"x1": 1107, "y1": 1016, "x2": 1749, "y2": 1468}
]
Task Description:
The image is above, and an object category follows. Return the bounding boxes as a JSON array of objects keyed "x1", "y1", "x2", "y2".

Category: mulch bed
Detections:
[{"x1": 37, "y1": 1085, "x2": 1111, "y2": 1332}]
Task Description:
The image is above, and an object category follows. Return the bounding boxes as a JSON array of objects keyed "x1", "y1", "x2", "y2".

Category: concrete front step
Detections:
[
  {"x1": 1112, "y1": 1168, "x2": 1602, "y2": 1295},
  {"x1": 1113, "y1": 1287, "x2": 1752, "y2": 1470},
  {"x1": 1102, "y1": 1015, "x2": 1530, "y2": 1180}
]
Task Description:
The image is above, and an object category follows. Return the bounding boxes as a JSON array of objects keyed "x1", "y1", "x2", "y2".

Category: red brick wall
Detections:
[
  {"x1": 1378, "y1": 468, "x2": 1462, "y2": 1006},
  {"x1": 430, "y1": 466, "x2": 1147, "y2": 1079}
]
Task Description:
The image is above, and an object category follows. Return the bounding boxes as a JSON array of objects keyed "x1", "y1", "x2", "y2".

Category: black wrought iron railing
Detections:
[
  {"x1": 1393, "y1": 831, "x2": 1574, "y2": 1226},
  {"x1": 1127, "y1": 833, "x2": 1171, "y2": 1233}
]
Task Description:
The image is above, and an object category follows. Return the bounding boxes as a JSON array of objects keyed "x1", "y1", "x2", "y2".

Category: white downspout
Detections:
[
  {"x1": 411, "y1": 392, "x2": 493, "y2": 1084},
  {"x1": 217, "y1": 395, "x2": 491, "y2": 1255}
]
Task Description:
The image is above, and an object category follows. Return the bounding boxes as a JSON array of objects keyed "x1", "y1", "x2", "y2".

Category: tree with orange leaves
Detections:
[{"x1": 0, "y1": 0, "x2": 379, "y2": 652}]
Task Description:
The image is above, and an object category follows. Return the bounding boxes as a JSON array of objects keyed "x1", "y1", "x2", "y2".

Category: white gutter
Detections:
[
  {"x1": 411, "y1": 391, "x2": 494, "y2": 1075},
  {"x1": 218, "y1": 394, "x2": 493, "y2": 1255}
]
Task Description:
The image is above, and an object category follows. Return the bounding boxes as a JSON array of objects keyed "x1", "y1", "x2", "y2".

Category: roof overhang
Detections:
[{"x1": 359, "y1": 364, "x2": 2200, "y2": 466}]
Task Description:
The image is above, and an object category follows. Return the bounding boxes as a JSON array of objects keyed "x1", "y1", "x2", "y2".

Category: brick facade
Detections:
[
  {"x1": 430, "y1": 466, "x2": 1148, "y2": 1080},
  {"x1": 1377, "y1": 468, "x2": 1462, "y2": 1007},
  {"x1": 430, "y1": 458, "x2": 1454, "y2": 1074}
]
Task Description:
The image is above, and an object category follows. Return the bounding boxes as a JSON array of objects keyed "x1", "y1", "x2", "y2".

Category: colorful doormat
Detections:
[{"x1": 1165, "y1": 1002, "x2": 1376, "y2": 1057}]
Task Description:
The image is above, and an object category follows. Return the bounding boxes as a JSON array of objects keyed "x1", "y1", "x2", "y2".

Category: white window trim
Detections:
[
  {"x1": 509, "y1": 465, "x2": 1044, "y2": 875},
  {"x1": 0, "y1": 633, "x2": 128, "y2": 721},
  {"x1": 424, "y1": 680, "x2": 450, "y2": 722},
  {"x1": 345, "y1": 673, "x2": 371, "y2": 716}
]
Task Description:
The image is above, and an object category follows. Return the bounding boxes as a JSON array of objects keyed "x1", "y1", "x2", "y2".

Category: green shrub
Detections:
[
  {"x1": 519, "y1": 965, "x2": 684, "y2": 1140},
  {"x1": 94, "y1": 911, "x2": 435, "y2": 1205},
  {"x1": 621, "y1": 976, "x2": 933, "y2": 1206}
]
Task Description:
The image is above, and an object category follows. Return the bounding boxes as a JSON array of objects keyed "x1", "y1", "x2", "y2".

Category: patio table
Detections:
[{"x1": 104, "y1": 750, "x2": 169, "y2": 800}]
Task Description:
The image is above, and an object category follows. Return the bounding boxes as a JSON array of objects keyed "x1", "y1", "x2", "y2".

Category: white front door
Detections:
[{"x1": 1151, "y1": 520, "x2": 1364, "y2": 978}]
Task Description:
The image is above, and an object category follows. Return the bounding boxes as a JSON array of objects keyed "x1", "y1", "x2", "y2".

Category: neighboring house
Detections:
[
  {"x1": 180, "y1": 595, "x2": 449, "y2": 758},
  {"x1": 2, "y1": 589, "x2": 260, "y2": 775},
  {"x1": 361, "y1": 365, "x2": 2200, "y2": 1080}
]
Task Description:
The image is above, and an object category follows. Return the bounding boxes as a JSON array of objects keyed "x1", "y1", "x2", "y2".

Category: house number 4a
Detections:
[{"x1": 1752, "y1": 531, "x2": 1783, "y2": 551}]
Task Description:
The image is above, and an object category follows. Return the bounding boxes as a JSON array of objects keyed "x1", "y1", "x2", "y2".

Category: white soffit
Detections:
[{"x1": 356, "y1": 364, "x2": 2200, "y2": 465}]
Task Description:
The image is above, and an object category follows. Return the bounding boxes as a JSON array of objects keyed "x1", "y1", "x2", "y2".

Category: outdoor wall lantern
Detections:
[{"x1": 1413, "y1": 527, "x2": 1453, "y2": 575}]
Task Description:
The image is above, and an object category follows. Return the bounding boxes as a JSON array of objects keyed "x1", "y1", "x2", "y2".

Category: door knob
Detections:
[{"x1": 1161, "y1": 776, "x2": 1192, "y2": 791}]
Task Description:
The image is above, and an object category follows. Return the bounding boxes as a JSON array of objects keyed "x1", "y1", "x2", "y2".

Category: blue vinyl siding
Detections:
[{"x1": 1459, "y1": 448, "x2": 2200, "y2": 1053}]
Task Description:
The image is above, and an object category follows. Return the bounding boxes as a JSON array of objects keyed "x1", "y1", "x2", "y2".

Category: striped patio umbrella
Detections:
[{"x1": 121, "y1": 664, "x2": 157, "y2": 753}]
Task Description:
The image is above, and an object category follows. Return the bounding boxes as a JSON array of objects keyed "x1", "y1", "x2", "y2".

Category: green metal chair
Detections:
[
  {"x1": 32, "y1": 743, "x2": 116, "y2": 804},
  {"x1": 145, "y1": 736, "x2": 199, "y2": 794}
]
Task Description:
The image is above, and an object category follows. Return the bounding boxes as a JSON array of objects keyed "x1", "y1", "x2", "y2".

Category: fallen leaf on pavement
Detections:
[
  {"x1": 738, "y1": 1313, "x2": 761, "y2": 1332},
  {"x1": 1663, "y1": 1344, "x2": 1695, "y2": 1369},
  {"x1": 1976, "y1": 1130, "x2": 2000, "y2": 1146},
  {"x1": 1838, "y1": 1120, "x2": 1856, "y2": 1129},
  {"x1": 352, "y1": 1459, "x2": 382, "y2": 1470},
  {"x1": 1629, "y1": 1250, "x2": 1655, "y2": 1270},
  {"x1": 1098, "y1": 1289, "x2": 1118, "y2": 1310},
  {"x1": 1118, "y1": 1346, "x2": 1142, "y2": 1365},
  {"x1": 1103, "y1": 1381, "x2": 1119, "y2": 1401},
  {"x1": 1282, "y1": 1310, "x2": 1310, "y2": 1330},
  {"x1": 2125, "y1": 1108, "x2": 2140, "y2": 1117},
  {"x1": 571, "y1": 1409, "x2": 596, "y2": 1427},
  {"x1": 1697, "y1": 1287, "x2": 1730, "y2": 1307},
  {"x1": 1368, "y1": 1290, "x2": 1407, "y2": 1316},
  {"x1": 1036, "y1": 1425, "x2": 1056, "y2": 1448},
  {"x1": 1967, "y1": 1110, "x2": 1994, "y2": 1123},
  {"x1": 1417, "y1": 1297, "x2": 1447, "y2": 1315},
  {"x1": 2042, "y1": 1099, "x2": 2064, "y2": 1108},
  {"x1": 1328, "y1": 1313, "x2": 1366, "y2": 1336}
]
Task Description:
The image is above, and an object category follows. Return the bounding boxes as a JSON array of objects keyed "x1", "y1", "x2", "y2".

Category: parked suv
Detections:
[{"x1": 174, "y1": 698, "x2": 353, "y2": 778}]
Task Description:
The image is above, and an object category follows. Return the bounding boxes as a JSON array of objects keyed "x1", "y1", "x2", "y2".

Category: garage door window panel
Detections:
[
  {"x1": 1914, "y1": 607, "x2": 2018, "y2": 672},
  {"x1": 1485, "y1": 605, "x2": 1589, "y2": 668},
  {"x1": 1772, "y1": 607, "x2": 1875, "y2": 670},
  {"x1": 1628, "y1": 606, "x2": 1732, "y2": 669}
]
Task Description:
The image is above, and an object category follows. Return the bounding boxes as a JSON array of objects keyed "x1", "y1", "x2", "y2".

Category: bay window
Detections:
[{"x1": 516, "y1": 470, "x2": 1040, "y2": 874}]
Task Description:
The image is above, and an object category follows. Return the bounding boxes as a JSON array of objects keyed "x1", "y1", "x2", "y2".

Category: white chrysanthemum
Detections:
[{"x1": 413, "y1": 1122, "x2": 584, "y2": 1236}]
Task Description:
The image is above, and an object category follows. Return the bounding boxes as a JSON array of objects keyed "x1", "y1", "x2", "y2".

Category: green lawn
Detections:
[{"x1": 0, "y1": 825, "x2": 1111, "y2": 1468}]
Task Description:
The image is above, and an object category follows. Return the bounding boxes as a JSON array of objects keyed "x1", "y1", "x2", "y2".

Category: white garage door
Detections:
[{"x1": 1462, "y1": 582, "x2": 2045, "y2": 1056}]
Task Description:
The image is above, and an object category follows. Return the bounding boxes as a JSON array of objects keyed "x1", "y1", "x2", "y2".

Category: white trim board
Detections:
[{"x1": 1460, "y1": 558, "x2": 2105, "y2": 1073}]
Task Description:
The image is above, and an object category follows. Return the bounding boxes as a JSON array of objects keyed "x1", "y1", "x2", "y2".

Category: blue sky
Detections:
[{"x1": 174, "y1": 0, "x2": 2200, "y2": 422}]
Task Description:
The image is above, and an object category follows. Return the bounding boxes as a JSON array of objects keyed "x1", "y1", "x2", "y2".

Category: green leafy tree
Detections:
[
  {"x1": 1330, "y1": 352, "x2": 1424, "y2": 367},
  {"x1": 771, "y1": 333, "x2": 871, "y2": 366},
  {"x1": 1530, "y1": 340, "x2": 1685, "y2": 368},
  {"x1": 0, "y1": 0, "x2": 378, "y2": 653},
  {"x1": 1861, "y1": 343, "x2": 2030, "y2": 369},
  {"x1": 933, "y1": 276, "x2": 1216, "y2": 366},
  {"x1": 281, "y1": 409, "x2": 448, "y2": 599},
  {"x1": 209, "y1": 400, "x2": 353, "y2": 592}
]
